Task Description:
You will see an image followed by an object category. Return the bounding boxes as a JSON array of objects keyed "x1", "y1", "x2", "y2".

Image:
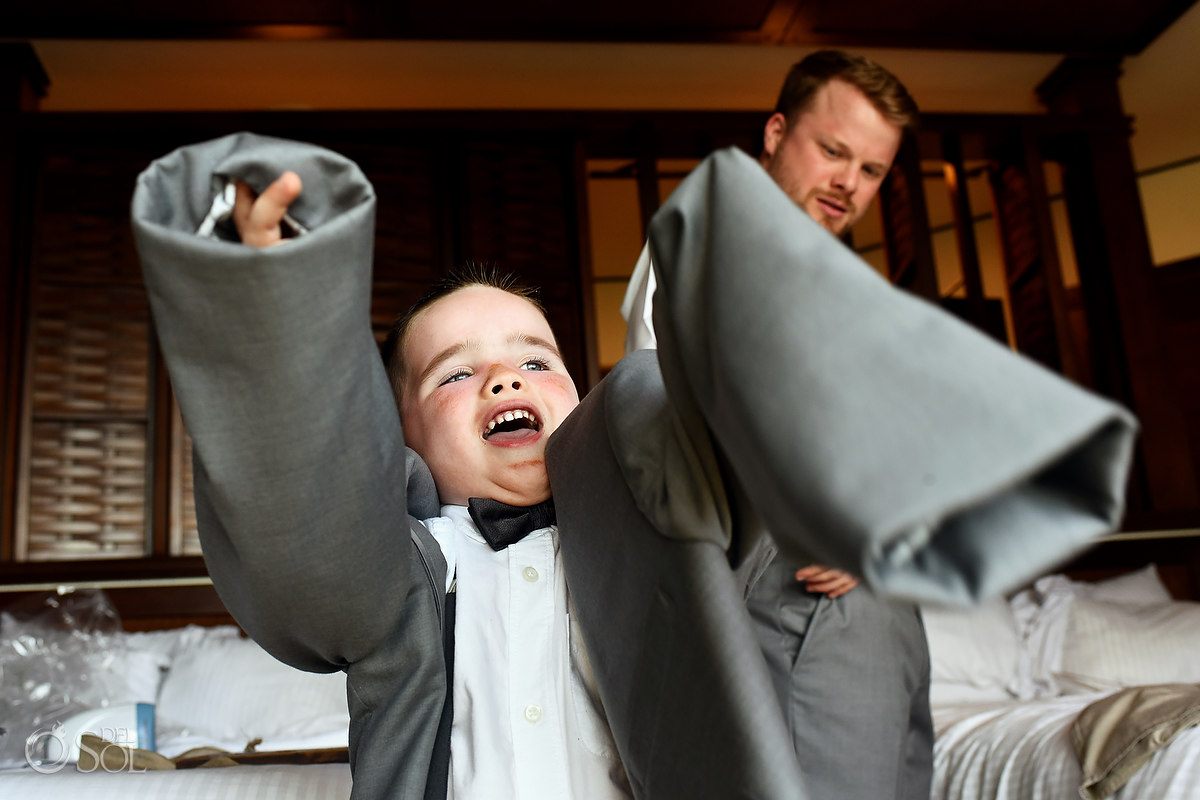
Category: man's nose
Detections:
[{"x1": 832, "y1": 163, "x2": 859, "y2": 194}]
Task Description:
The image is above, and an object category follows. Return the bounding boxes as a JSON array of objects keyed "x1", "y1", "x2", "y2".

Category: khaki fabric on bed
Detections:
[{"x1": 1072, "y1": 682, "x2": 1200, "y2": 799}]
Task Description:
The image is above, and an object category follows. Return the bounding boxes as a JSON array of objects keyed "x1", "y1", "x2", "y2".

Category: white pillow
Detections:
[
  {"x1": 156, "y1": 635, "x2": 349, "y2": 743},
  {"x1": 1007, "y1": 565, "x2": 1175, "y2": 699},
  {"x1": 81, "y1": 646, "x2": 169, "y2": 705},
  {"x1": 125, "y1": 624, "x2": 242, "y2": 664},
  {"x1": 1081, "y1": 564, "x2": 1172, "y2": 607},
  {"x1": 1057, "y1": 597, "x2": 1200, "y2": 693},
  {"x1": 921, "y1": 596, "x2": 1019, "y2": 698}
]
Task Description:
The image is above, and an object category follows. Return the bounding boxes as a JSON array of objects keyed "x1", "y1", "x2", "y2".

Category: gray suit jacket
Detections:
[
  {"x1": 133, "y1": 133, "x2": 448, "y2": 800},
  {"x1": 132, "y1": 134, "x2": 1136, "y2": 800},
  {"x1": 549, "y1": 147, "x2": 1136, "y2": 799}
]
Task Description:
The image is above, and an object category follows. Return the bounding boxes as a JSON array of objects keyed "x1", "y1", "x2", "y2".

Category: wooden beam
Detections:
[
  {"x1": 0, "y1": 44, "x2": 48, "y2": 563},
  {"x1": 633, "y1": 122, "x2": 661, "y2": 242},
  {"x1": 878, "y1": 133, "x2": 939, "y2": 302},
  {"x1": 940, "y1": 133, "x2": 993, "y2": 337},
  {"x1": 1039, "y1": 56, "x2": 1200, "y2": 510},
  {"x1": 986, "y1": 129, "x2": 1082, "y2": 378}
]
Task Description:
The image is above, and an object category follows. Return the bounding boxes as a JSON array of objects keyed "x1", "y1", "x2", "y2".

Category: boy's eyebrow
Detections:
[
  {"x1": 416, "y1": 332, "x2": 563, "y2": 386},
  {"x1": 418, "y1": 340, "x2": 473, "y2": 386},
  {"x1": 511, "y1": 332, "x2": 563, "y2": 360}
]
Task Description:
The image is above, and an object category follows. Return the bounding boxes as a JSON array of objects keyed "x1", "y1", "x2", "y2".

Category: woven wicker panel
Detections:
[
  {"x1": 24, "y1": 421, "x2": 148, "y2": 560},
  {"x1": 30, "y1": 283, "x2": 149, "y2": 416},
  {"x1": 463, "y1": 140, "x2": 572, "y2": 275},
  {"x1": 461, "y1": 139, "x2": 586, "y2": 384},
  {"x1": 35, "y1": 149, "x2": 155, "y2": 284},
  {"x1": 171, "y1": 415, "x2": 201, "y2": 557},
  {"x1": 342, "y1": 142, "x2": 445, "y2": 283}
]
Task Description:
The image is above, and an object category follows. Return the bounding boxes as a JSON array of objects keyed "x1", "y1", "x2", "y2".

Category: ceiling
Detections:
[
  {"x1": 4, "y1": 0, "x2": 1199, "y2": 170},
  {"x1": 3, "y1": 0, "x2": 1194, "y2": 53}
]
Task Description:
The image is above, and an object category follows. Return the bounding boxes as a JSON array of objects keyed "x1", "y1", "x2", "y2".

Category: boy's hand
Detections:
[
  {"x1": 794, "y1": 565, "x2": 859, "y2": 598},
  {"x1": 232, "y1": 171, "x2": 303, "y2": 248}
]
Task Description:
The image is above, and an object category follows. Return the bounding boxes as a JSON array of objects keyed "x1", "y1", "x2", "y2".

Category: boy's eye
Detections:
[
  {"x1": 439, "y1": 369, "x2": 472, "y2": 386},
  {"x1": 521, "y1": 357, "x2": 550, "y2": 371}
]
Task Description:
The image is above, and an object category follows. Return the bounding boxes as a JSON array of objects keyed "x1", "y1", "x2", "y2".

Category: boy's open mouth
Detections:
[{"x1": 483, "y1": 408, "x2": 542, "y2": 442}]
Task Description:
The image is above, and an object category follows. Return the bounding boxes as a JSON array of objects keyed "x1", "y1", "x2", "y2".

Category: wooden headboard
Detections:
[
  {"x1": 1060, "y1": 528, "x2": 1200, "y2": 600},
  {"x1": 0, "y1": 579, "x2": 236, "y2": 631}
]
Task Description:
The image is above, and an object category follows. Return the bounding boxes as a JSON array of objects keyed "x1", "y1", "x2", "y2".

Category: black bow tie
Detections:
[{"x1": 467, "y1": 497, "x2": 557, "y2": 551}]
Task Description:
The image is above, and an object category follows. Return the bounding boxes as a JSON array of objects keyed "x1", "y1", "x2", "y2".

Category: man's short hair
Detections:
[
  {"x1": 381, "y1": 263, "x2": 546, "y2": 400},
  {"x1": 774, "y1": 50, "x2": 919, "y2": 131}
]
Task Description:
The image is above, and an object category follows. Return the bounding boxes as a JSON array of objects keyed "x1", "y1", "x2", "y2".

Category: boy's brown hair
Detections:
[{"x1": 380, "y1": 264, "x2": 546, "y2": 401}]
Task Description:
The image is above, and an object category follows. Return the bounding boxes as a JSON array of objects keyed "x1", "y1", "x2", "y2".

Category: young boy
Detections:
[
  {"x1": 376, "y1": 267, "x2": 629, "y2": 799},
  {"x1": 132, "y1": 132, "x2": 1135, "y2": 800}
]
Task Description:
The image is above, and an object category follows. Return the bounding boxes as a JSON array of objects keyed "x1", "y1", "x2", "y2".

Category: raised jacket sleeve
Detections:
[
  {"x1": 131, "y1": 133, "x2": 447, "y2": 799},
  {"x1": 644, "y1": 147, "x2": 1138, "y2": 604}
]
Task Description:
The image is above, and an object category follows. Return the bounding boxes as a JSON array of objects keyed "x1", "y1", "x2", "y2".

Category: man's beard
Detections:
[{"x1": 801, "y1": 190, "x2": 857, "y2": 236}]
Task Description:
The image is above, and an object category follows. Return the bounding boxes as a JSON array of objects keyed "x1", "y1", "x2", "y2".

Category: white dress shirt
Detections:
[
  {"x1": 620, "y1": 242, "x2": 658, "y2": 352},
  {"x1": 424, "y1": 505, "x2": 632, "y2": 800}
]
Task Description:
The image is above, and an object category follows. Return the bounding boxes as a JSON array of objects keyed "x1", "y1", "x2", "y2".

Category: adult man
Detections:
[
  {"x1": 622, "y1": 50, "x2": 932, "y2": 800},
  {"x1": 624, "y1": 49, "x2": 917, "y2": 350}
]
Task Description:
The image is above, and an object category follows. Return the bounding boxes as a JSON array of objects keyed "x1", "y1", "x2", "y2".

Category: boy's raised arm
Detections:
[
  {"x1": 645, "y1": 147, "x2": 1137, "y2": 605},
  {"x1": 131, "y1": 132, "x2": 443, "y2": 673}
]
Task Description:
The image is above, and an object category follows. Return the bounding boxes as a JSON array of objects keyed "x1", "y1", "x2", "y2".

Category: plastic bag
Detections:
[{"x1": 0, "y1": 588, "x2": 135, "y2": 769}]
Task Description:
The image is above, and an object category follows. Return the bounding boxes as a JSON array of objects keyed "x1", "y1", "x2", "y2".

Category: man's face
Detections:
[
  {"x1": 760, "y1": 78, "x2": 902, "y2": 236},
  {"x1": 399, "y1": 285, "x2": 580, "y2": 508}
]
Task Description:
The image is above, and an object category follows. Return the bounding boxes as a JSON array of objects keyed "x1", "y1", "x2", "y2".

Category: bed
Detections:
[
  {"x1": 5, "y1": 556, "x2": 1200, "y2": 800},
  {"x1": 924, "y1": 560, "x2": 1200, "y2": 800}
]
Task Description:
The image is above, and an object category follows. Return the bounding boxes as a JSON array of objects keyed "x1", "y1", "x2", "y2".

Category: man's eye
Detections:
[
  {"x1": 439, "y1": 370, "x2": 472, "y2": 386},
  {"x1": 521, "y1": 358, "x2": 550, "y2": 371},
  {"x1": 822, "y1": 144, "x2": 839, "y2": 157}
]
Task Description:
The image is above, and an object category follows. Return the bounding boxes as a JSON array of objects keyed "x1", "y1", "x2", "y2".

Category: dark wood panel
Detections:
[
  {"x1": 879, "y1": 136, "x2": 938, "y2": 301},
  {"x1": 1, "y1": 44, "x2": 50, "y2": 562},
  {"x1": 3, "y1": 0, "x2": 1191, "y2": 54},
  {"x1": 1150, "y1": 256, "x2": 1200, "y2": 495},
  {"x1": 1042, "y1": 57, "x2": 1200, "y2": 512},
  {"x1": 0, "y1": 581, "x2": 235, "y2": 630},
  {"x1": 1065, "y1": 533, "x2": 1200, "y2": 601},
  {"x1": 802, "y1": 0, "x2": 1193, "y2": 53},
  {"x1": 460, "y1": 137, "x2": 589, "y2": 388}
]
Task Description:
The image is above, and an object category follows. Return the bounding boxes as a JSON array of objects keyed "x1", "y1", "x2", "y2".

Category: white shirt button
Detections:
[
  {"x1": 524, "y1": 704, "x2": 543, "y2": 723},
  {"x1": 522, "y1": 565, "x2": 539, "y2": 583}
]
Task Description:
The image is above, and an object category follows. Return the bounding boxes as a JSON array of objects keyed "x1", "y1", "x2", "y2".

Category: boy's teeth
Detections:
[{"x1": 486, "y1": 409, "x2": 535, "y2": 432}]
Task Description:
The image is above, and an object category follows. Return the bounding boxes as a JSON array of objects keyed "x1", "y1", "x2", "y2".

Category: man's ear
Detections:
[{"x1": 761, "y1": 112, "x2": 788, "y2": 160}]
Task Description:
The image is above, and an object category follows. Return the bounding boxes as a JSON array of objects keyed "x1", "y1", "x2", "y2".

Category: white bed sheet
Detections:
[
  {"x1": 154, "y1": 726, "x2": 349, "y2": 759},
  {"x1": 0, "y1": 762, "x2": 351, "y2": 800},
  {"x1": 933, "y1": 694, "x2": 1200, "y2": 800}
]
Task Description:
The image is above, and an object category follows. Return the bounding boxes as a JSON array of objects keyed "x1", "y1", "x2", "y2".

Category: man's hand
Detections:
[
  {"x1": 794, "y1": 565, "x2": 859, "y2": 599},
  {"x1": 232, "y1": 171, "x2": 303, "y2": 248}
]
